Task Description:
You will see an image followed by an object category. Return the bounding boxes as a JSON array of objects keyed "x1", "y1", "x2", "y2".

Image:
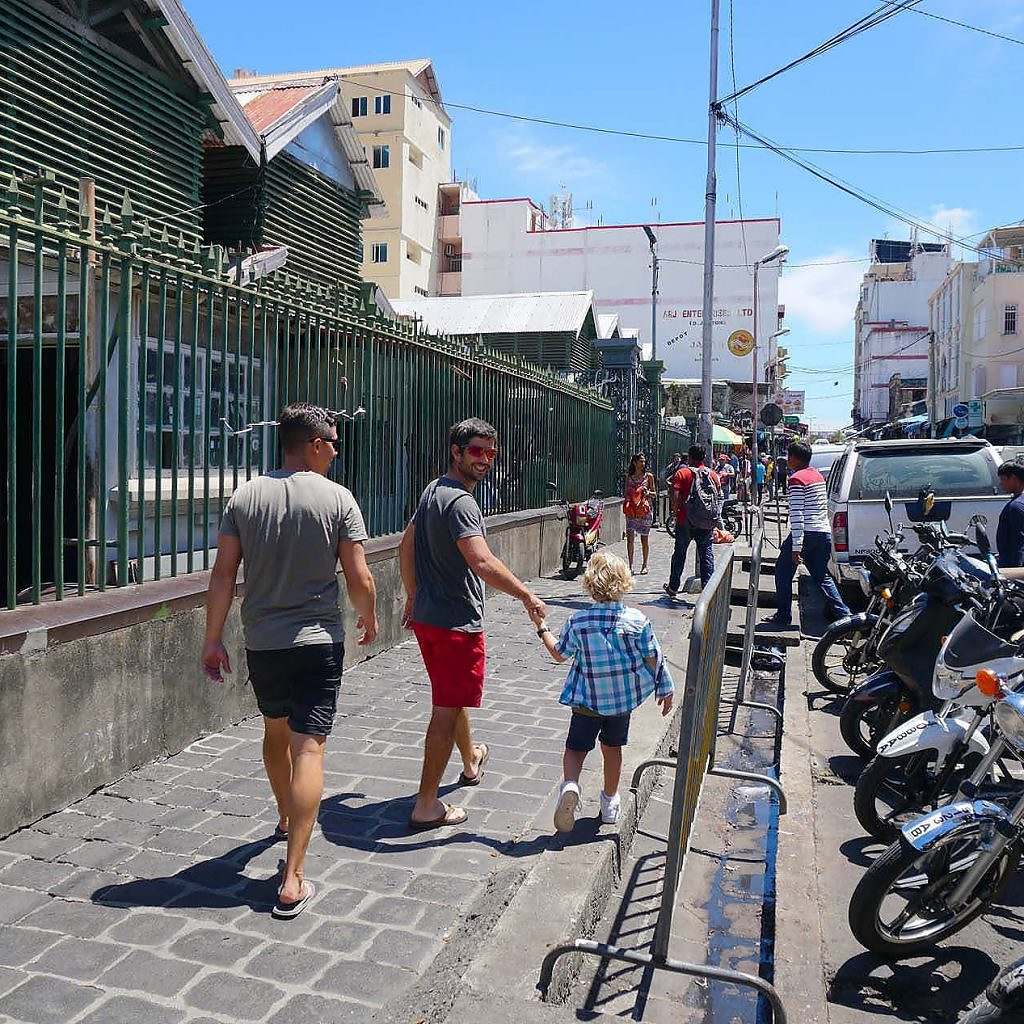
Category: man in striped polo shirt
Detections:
[{"x1": 762, "y1": 440, "x2": 849, "y2": 629}]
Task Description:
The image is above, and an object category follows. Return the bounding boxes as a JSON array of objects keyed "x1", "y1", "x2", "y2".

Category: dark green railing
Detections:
[{"x1": 1, "y1": 174, "x2": 618, "y2": 608}]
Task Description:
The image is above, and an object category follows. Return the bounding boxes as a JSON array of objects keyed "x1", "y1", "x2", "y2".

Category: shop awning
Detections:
[{"x1": 712, "y1": 425, "x2": 743, "y2": 446}]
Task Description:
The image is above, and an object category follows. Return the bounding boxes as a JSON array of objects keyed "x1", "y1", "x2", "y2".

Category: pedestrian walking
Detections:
[
  {"x1": 623, "y1": 452, "x2": 656, "y2": 575},
  {"x1": 997, "y1": 461, "x2": 1024, "y2": 568},
  {"x1": 753, "y1": 457, "x2": 767, "y2": 504},
  {"x1": 664, "y1": 444, "x2": 722, "y2": 597},
  {"x1": 202, "y1": 403, "x2": 378, "y2": 919},
  {"x1": 400, "y1": 418, "x2": 548, "y2": 831},
  {"x1": 765, "y1": 455, "x2": 776, "y2": 500},
  {"x1": 761, "y1": 440, "x2": 849, "y2": 629},
  {"x1": 717, "y1": 453, "x2": 736, "y2": 500},
  {"x1": 532, "y1": 551, "x2": 674, "y2": 833},
  {"x1": 775, "y1": 455, "x2": 788, "y2": 497}
]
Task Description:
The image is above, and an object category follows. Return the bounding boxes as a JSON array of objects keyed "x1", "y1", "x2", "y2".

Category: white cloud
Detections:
[
  {"x1": 922, "y1": 204, "x2": 978, "y2": 242},
  {"x1": 780, "y1": 249, "x2": 864, "y2": 334},
  {"x1": 500, "y1": 132, "x2": 606, "y2": 184}
]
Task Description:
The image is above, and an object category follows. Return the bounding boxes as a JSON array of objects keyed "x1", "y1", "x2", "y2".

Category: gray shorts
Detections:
[{"x1": 246, "y1": 643, "x2": 343, "y2": 736}]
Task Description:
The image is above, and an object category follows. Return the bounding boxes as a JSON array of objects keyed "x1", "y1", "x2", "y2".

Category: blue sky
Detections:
[{"x1": 188, "y1": 0, "x2": 1023, "y2": 429}]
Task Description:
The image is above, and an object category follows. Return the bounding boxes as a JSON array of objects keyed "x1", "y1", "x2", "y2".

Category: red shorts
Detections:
[{"x1": 412, "y1": 621, "x2": 486, "y2": 708}]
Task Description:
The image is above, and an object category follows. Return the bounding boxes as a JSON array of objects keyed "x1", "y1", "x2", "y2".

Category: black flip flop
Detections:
[
  {"x1": 458, "y1": 743, "x2": 490, "y2": 786},
  {"x1": 271, "y1": 880, "x2": 315, "y2": 919},
  {"x1": 408, "y1": 803, "x2": 469, "y2": 833},
  {"x1": 272, "y1": 825, "x2": 288, "y2": 841}
]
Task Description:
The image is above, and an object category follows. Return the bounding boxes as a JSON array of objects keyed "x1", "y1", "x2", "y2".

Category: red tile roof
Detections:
[{"x1": 240, "y1": 85, "x2": 319, "y2": 133}]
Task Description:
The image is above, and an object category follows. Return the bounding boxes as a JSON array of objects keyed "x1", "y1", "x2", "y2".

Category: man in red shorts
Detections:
[{"x1": 400, "y1": 418, "x2": 548, "y2": 831}]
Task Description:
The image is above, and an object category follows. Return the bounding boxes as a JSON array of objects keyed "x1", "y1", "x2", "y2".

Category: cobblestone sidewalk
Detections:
[{"x1": 0, "y1": 530, "x2": 694, "y2": 1024}]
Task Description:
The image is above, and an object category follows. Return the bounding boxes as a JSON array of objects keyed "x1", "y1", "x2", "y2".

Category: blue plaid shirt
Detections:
[{"x1": 556, "y1": 602, "x2": 675, "y2": 716}]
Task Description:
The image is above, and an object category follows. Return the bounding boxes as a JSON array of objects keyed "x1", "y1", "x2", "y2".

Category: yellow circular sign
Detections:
[{"x1": 727, "y1": 329, "x2": 755, "y2": 357}]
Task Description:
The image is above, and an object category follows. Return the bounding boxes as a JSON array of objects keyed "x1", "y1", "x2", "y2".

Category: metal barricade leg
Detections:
[{"x1": 537, "y1": 940, "x2": 787, "y2": 1023}]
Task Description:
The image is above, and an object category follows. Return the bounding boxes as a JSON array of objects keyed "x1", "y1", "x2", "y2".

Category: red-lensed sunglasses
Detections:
[{"x1": 464, "y1": 443, "x2": 499, "y2": 461}]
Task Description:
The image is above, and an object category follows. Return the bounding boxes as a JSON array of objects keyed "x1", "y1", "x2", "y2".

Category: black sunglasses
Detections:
[{"x1": 309, "y1": 435, "x2": 338, "y2": 447}]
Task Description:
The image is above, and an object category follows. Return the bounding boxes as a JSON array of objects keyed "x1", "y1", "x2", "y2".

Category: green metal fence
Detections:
[{"x1": 1, "y1": 173, "x2": 618, "y2": 608}]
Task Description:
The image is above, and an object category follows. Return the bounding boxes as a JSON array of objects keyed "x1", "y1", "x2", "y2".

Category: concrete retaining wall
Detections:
[{"x1": 0, "y1": 498, "x2": 623, "y2": 837}]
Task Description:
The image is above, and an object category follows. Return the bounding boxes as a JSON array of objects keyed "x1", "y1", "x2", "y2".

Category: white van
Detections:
[{"x1": 826, "y1": 438, "x2": 1006, "y2": 590}]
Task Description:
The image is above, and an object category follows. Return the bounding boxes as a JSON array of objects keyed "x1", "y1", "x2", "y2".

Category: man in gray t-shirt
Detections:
[
  {"x1": 400, "y1": 418, "x2": 548, "y2": 831},
  {"x1": 202, "y1": 404, "x2": 377, "y2": 920}
]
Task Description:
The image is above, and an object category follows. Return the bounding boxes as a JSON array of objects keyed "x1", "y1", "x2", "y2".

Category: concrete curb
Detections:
[
  {"x1": 774, "y1": 640, "x2": 831, "y2": 1021},
  {"x1": 456, "y1": 695, "x2": 681, "y2": 1010}
]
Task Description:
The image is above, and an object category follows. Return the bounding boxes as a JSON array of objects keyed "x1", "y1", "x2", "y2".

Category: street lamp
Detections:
[
  {"x1": 751, "y1": 246, "x2": 789, "y2": 498},
  {"x1": 642, "y1": 225, "x2": 659, "y2": 361}
]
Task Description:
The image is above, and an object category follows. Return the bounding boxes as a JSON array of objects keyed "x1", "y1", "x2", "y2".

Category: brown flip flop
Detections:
[
  {"x1": 459, "y1": 743, "x2": 490, "y2": 786},
  {"x1": 408, "y1": 803, "x2": 469, "y2": 833}
]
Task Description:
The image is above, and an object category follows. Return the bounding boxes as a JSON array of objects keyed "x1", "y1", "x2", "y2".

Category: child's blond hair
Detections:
[{"x1": 581, "y1": 551, "x2": 634, "y2": 603}]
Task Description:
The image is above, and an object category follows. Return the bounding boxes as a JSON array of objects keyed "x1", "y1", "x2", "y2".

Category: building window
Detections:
[
  {"x1": 371, "y1": 242, "x2": 388, "y2": 263},
  {"x1": 1005, "y1": 304, "x2": 1018, "y2": 335},
  {"x1": 411, "y1": 95, "x2": 422, "y2": 109},
  {"x1": 351, "y1": 96, "x2": 367, "y2": 117},
  {"x1": 415, "y1": 196, "x2": 429, "y2": 211},
  {"x1": 437, "y1": 126, "x2": 446, "y2": 150},
  {"x1": 414, "y1": 286, "x2": 428, "y2": 297},
  {"x1": 374, "y1": 94, "x2": 391, "y2": 115},
  {"x1": 372, "y1": 145, "x2": 390, "y2": 169}
]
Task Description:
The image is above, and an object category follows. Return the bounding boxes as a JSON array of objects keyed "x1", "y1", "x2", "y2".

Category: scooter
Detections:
[{"x1": 552, "y1": 489, "x2": 603, "y2": 578}]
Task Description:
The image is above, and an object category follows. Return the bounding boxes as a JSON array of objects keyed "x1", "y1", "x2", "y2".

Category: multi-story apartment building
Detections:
[
  {"x1": 436, "y1": 193, "x2": 784, "y2": 383},
  {"x1": 853, "y1": 239, "x2": 951, "y2": 426},
  {"x1": 928, "y1": 261, "x2": 977, "y2": 422},
  {"x1": 231, "y1": 60, "x2": 452, "y2": 300}
]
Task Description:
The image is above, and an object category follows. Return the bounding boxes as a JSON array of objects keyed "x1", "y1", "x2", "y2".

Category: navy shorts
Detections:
[
  {"x1": 246, "y1": 643, "x2": 343, "y2": 737},
  {"x1": 565, "y1": 709, "x2": 631, "y2": 751}
]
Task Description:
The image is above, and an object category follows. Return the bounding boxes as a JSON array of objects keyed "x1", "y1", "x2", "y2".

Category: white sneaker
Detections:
[
  {"x1": 600, "y1": 791, "x2": 621, "y2": 825},
  {"x1": 554, "y1": 781, "x2": 581, "y2": 833}
]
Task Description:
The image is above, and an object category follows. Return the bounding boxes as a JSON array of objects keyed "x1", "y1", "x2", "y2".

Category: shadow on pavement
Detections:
[{"x1": 829, "y1": 946, "x2": 999, "y2": 1023}]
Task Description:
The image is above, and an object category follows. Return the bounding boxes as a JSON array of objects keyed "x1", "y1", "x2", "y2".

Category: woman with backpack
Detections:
[
  {"x1": 623, "y1": 452, "x2": 656, "y2": 575},
  {"x1": 664, "y1": 444, "x2": 723, "y2": 597}
]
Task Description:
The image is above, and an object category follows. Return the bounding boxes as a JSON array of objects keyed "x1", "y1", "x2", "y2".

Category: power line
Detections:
[
  {"x1": 302, "y1": 72, "x2": 1024, "y2": 157},
  {"x1": 728, "y1": 0, "x2": 749, "y2": 267},
  {"x1": 659, "y1": 255, "x2": 870, "y2": 268},
  {"x1": 718, "y1": 111, "x2": 1009, "y2": 263},
  {"x1": 717, "y1": 0, "x2": 925, "y2": 106},
  {"x1": 878, "y1": 0, "x2": 1024, "y2": 46}
]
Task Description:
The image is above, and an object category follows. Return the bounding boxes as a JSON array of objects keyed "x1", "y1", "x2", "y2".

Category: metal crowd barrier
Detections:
[
  {"x1": 538, "y1": 547, "x2": 788, "y2": 1021},
  {"x1": 729, "y1": 524, "x2": 785, "y2": 734}
]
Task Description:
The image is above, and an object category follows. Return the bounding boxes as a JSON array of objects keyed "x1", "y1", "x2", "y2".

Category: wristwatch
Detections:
[{"x1": 537, "y1": 625, "x2": 551, "y2": 637}]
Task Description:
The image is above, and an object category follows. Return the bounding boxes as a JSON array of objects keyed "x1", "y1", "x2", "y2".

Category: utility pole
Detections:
[
  {"x1": 698, "y1": 0, "x2": 721, "y2": 461},
  {"x1": 643, "y1": 225, "x2": 659, "y2": 361},
  {"x1": 927, "y1": 329, "x2": 937, "y2": 438}
]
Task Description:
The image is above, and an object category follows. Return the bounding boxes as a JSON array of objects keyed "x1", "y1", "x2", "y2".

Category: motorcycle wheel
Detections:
[
  {"x1": 574, "y1": 541, "x2": 586, "y2": 575},
  {"x1": 561, "y1": 545, "x2": 572, "y2": 578},
  {"x1": 812, "y1": 617, "x2": 881, "y2": 694},
  {"x1": 962, "y1": 999, "x2": 1014, "y2": 1023},
  {"x1": 840, "y1": 694, "x2": 910, "y2": 760},
  {"x1": 848, "y1": 825, "x2": 1020, "y2": 957},
  {"x1": 854, "y1": 751, "x2": 973, "y2": 843}
]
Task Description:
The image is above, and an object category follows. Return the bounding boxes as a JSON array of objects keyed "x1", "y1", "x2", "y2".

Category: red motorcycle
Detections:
[{"x1": 552, "y1": 489, "x2": 604, "y2": 578}]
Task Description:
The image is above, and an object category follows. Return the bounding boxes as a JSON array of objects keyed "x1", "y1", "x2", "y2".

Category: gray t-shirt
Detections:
[
  {"x1": 220, "y1": 470, "x2": 368, "y2": 651},
  {"x1": 412, "y1": 475, "x2": 486, "y2": 632}
]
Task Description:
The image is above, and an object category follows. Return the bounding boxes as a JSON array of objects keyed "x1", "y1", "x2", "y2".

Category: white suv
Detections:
[{"x1": 826, "y1": 438, "x2": 1005, "y2": 590}]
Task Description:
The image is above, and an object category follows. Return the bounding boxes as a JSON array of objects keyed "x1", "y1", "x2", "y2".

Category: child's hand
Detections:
[{"x1": 657, "y1": 693, "x2": 674, "y2": 716}]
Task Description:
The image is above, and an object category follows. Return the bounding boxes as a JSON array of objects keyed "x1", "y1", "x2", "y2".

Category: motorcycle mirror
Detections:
[
  {"x1": 884, "y1": 491, "x2": 894, "y2": 515},
  {"x1": 976, "y1": 523, "x2": 992, "y2": 556},
  {"x1": 592, "y1": 490, "x2": 603, "y2": 498},
  {"x1": 969, "y1": 513, "x2": 989, "y2": 528},
  {"x1": 918, "y1": 486, "x2": 935, "y2": 516},
  {"x1": 546, "y1": 481, "x2": 558, "y2": 491}
]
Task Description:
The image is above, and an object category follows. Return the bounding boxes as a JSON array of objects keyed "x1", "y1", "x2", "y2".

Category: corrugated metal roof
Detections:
[
  {"x1": 596, "y1": 313, "x2": 620, "y2": 338},
  {"x1": 238, "y1": 85, "x2": 320, "y2": 133},
  {"x1": 229, "y1": 59, "x2": 443, "y2": 104},
  {"x1": 390, "y1": 292, "x2": 596, "y2": 337}
]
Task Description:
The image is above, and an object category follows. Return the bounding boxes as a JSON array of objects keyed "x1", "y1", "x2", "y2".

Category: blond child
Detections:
[{"x1": 533, "y1": 551, "x2": 674, "y2": 832}]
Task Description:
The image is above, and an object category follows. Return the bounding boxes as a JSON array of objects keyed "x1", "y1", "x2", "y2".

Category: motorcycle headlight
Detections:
[
  {"x1": 933, "y1": 661, "x2": 972, "y2": 701},
  {"x1": 994, "y1": 691, "x2": 1024, "y2": 757}
]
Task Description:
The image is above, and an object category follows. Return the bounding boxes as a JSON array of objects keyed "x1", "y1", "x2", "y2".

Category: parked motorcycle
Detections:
[
  {"x1": 849, "y1": 663, "x2": 1024, "y2": 956},
  {"x1": 961, "y1": 954, "x2": 1024, "y2": 1022},
  {"x1": 838, "y1": 492, "x2": 991, "y2": 759},
  {"x1": 551, "y1": 489, "x2": 603, "y2": 578}
]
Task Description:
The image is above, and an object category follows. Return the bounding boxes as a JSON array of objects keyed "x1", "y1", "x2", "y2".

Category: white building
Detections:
[
  {"x1": 929, "y1": 261, "x2": 977, "y2": 422},
  {"x1": 231, "y1": 60, "x2": 452, "y2": 301},
  {"x1": 438, "y1": 196, "x2": 783, "y2": 383},
  {"x1": 853, "y1": 239, "x2": 951, "y2": 426}
]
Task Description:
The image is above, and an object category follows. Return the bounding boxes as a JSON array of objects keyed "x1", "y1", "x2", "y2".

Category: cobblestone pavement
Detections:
[{"x1": 0, "y1": 530, "x2": 696, "y2": 1024}]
